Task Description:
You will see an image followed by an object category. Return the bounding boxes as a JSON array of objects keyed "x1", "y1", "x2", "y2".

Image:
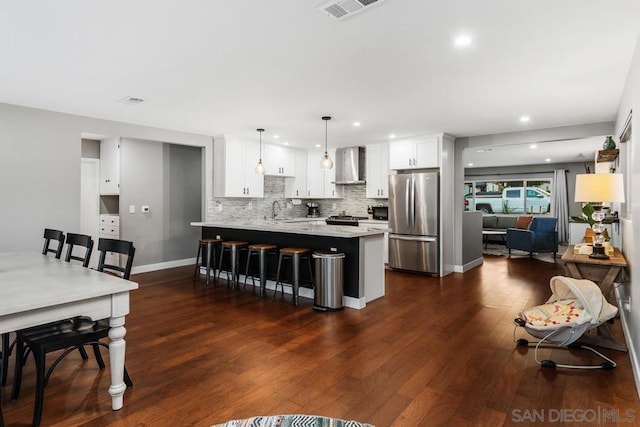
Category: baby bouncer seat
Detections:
[{"x1": 514, "y1": 275, "x2": 619, "y2": 369}]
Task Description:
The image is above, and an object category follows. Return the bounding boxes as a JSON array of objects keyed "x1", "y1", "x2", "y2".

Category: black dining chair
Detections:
[
  {"x1": 64, "y1": 233, "x2": 94, "y2": 267},
  {"x1": 1, "y1": 229, "x2": 70, "y2": 386},
  {"x1": 0, "y1": 333, "x2": 10, "y2": 387},
  {"x1": 42, "y1": 228, "x2": 65, "y2": 259},
  {"x1": 11, "y1": 238, "x2": 135, "y2": 427}
]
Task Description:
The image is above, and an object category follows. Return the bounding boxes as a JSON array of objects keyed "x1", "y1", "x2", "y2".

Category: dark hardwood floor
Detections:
[{"x1": 2, "y1": 255, "x2": 638, "y2": 426}]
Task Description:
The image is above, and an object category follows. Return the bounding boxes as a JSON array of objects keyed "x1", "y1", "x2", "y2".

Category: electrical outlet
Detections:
[{"x1": 142, "y1": 205, "x2": 150, "y2": 213}]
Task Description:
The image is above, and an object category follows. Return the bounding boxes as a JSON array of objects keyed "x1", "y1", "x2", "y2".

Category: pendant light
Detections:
[
  {"x1": 319, "y1": 116, "x2": 333, "y2": 169},
  {"x1": 255, "y1": 128, "x2": 265, "y2": 174}
]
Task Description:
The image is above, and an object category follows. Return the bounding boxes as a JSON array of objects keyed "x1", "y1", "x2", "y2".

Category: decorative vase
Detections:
[
  {"x1": 584, "y1": 227, "x2": 609, "y2": 244},
  {"x1": 603, "y1": 136, "x2": 616, "y2": 150}
]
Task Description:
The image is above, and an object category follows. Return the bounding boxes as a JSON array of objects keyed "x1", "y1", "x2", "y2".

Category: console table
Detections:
[{"x1": 561, "y1": 246, "x2": 628, "y2": 351}]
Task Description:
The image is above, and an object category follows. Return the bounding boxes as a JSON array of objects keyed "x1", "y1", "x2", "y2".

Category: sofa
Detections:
[
  {"x1": 483, "y1": 215, "x2": 518, "y2": 232},
  {"x1": 482, "y1": 215, "x2": 518, "y2": 245}
]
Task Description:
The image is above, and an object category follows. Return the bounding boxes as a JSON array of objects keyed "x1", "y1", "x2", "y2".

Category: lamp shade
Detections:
[{"x1": 574, "y1": 173, "x2": 625, "y2": 203}]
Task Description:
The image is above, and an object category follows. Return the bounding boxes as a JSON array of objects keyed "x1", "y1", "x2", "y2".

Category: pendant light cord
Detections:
[{"x1": 324, "y1": 119, "x2": 328, "y2": 155}]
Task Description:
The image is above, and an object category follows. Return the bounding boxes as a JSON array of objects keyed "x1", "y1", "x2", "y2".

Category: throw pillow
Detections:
[{"x1": 514, "y1": 215, "x2": 533, "y2": 229}]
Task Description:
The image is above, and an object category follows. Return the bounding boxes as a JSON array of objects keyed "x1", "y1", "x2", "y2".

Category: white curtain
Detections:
[{"x1": 552, "y1": 169, "x2": 569, "y2": 243}]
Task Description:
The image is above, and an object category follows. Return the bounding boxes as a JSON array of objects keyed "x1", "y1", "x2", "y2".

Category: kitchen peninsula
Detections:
[{"x1": 191, "y1": 219, "x2": 388, "y2": 309}]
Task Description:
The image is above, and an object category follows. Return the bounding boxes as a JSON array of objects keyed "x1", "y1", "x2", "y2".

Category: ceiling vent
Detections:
[
  {"x1": 118, "y1": 96, "x2": 145, "y2": 105},
  {"x1": 318, "y1": 0, "x2": 384, "y2": 20}
]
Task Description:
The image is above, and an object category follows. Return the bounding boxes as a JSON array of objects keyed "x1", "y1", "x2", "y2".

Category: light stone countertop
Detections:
[{"x1": 191, "y1": 219, "x2": 389, "y2": 238}]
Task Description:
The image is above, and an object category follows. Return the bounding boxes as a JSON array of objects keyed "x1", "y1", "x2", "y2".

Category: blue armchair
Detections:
[{"x1": 506, "y1": 217, "x2": 558, "y2": 258}]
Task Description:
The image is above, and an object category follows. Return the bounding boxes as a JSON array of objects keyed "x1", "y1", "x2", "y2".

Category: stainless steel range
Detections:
[{"x1": 325, "y1": 216, "x2": 367, "y2": 226}]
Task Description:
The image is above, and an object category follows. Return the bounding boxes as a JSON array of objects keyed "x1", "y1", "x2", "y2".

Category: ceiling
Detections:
[
  {"x1": 2, "y1": 1, "x2": 640, "y2": 161},
  {"x1": 462, "y1": 135, "x2": 608, "y2": 169}
]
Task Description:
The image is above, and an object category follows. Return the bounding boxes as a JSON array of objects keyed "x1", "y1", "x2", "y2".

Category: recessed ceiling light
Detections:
[
  {"x1": 315, "y1": 144, "x2": 321, "y2": 148},
  {"x1": 545, "y1": 158, "x2": 551, "y2": 162},
  {"x1": 454, "y1": 35, "x2": 472, "y2": 47},
  {"x1": 283, "y1": 142, "x2": 289, "y2": 145},
  {"x1": 467, "y1": 163, "x2": 474, "y2": 167},
  {"x1": 530, "y1": 144, "x2": 537, "y2": 149},
  {"x1": 389, "y1": 134, "x2": 396, "y2": 139},
  {"x1": 519, "y1": 116, "x2": 530, "y2": 123},
  {"x1": 353, "y1": 122, "x2": 361, "y2": 127},
  {"x1": 273, "y1": 135, "x2": 280, "y2": 139}
]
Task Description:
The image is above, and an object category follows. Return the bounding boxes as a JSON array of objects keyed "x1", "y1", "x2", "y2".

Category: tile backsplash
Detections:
[{"x1": 206, "y1": 176, "x2": 387, "y2": 221}]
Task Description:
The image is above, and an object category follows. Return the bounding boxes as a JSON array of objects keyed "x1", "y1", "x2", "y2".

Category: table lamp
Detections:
[{"x1": 574, "y1": 173, "x2": 625, "y2": 259}]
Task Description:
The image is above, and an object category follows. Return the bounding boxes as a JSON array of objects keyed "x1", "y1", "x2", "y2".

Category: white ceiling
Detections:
[
  {"x1": 2, "y1": 0, "x2": 640, "y2": 162},
  {"x1": 462, "y1": 135, "x2": 607, "y2": 169}
]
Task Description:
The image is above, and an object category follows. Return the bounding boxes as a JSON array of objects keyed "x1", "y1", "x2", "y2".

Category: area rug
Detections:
[
  {"x1": 212, "y1": 414, "x2": 374, "y2": 427},
  {"x1": 482, "y1": 244, "x2": 568, "y2": 259}
]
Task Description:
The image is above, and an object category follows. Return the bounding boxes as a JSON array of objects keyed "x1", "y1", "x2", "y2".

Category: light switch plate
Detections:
[{"x1": 129, "y1": 205, "x2": 136, "y2": 214}]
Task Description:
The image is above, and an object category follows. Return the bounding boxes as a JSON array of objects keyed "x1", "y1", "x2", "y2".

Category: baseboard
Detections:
[
  {"x1": 453, "y1": 257, "x2": 484, "y2": 273},
  {"x1": 132, "y1": 258, "x2": 196, "y2": 274},
  {"x1": 615, "y1": 285, "x2": 640, "y2": 398}
]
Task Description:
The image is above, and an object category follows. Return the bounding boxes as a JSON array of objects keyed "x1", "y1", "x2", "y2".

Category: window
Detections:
[{"x1": 464, "y1": 178, "x2": 553, "y2": 214}]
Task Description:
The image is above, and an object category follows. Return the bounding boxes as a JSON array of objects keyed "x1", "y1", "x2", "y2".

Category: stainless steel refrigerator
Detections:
[{"x1": 388, "y1": 171, "x2": 439, "y2": 274}]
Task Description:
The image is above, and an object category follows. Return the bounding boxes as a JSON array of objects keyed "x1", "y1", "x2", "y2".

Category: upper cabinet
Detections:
[
  {"x1": 100, "y1": 137, "x2": 120, "y2": 195},
  {"x1": 366, "y1": 143, "x2": 390, "y2": 198},
  {"x1": 389, "y1": 135, "x2": 440, "y2": 170},
  {"x1": 285, "y1": 149, "x2": 308, "y2": 198},
  {"x1": 302, "y1": 150, "x2": 341, "y2": 198},
  {"x1": 306, "y1": 151, "x2": 325, "y2": 198},
  {"x1": 213, "y1": 136, "x2": 264, "y2": 198},
  {"x1": 263, "y1": 144, "x2": 296, "y2": 177},
  {"x1": 323, "y1": 150, "x2": 341, "y2": 199}
]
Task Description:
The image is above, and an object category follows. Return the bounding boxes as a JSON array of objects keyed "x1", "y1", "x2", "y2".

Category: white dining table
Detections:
[{"x1": 0, "y1": 251, "x2": 138, "y2": 425}]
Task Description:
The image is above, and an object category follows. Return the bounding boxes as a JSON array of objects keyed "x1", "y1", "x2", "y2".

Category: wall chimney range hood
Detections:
[{"x1": 334, "y1": 147, "x2": 366, "y2": 184}]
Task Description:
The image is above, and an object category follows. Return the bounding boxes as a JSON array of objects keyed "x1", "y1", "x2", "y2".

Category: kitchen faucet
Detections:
[{"x1": 272, "y1": 200, "x2": 281, "y2": 220}]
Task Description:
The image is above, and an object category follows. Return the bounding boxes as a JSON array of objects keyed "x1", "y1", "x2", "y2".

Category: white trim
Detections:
[
  {"x1": 132, "y1": 258, "x2": 196, "y2": 274},
  {"x1": 453, "y1": 257, "x2": 484, "y2": 273},
  {"x1": 343, "y1": 295, "x2": 367, "y2": 309},
  {"x1": 615, "y1": 284, "x2": 640, "y2": 398}
]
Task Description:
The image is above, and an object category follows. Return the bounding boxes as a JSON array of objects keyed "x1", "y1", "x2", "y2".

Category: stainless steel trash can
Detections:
[{"x1": 312, "y1": 250, "x2": 345, "y2": 311}]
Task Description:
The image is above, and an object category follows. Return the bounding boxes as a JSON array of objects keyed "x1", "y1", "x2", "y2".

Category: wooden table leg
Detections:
[
  {"x1": 564, "y1": 261, "x2": 582, "y2": 279},
  {"x1": 578, "y1": 322, "x2": 627, "y2": 352}
]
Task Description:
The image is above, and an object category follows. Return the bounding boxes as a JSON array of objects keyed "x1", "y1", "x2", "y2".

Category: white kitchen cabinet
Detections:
[
  {"x1": 263, "y1": 144, "x2": 296, "y2": 177},
  {"x1": 285, "y1": 149, "x2": 308, "y2": 198},
  {"x1": 360, "y1": 220, "x2": 389, "y2": 264},
  {"x1": 389, "y1": 135, "x2": 440, "y2": 169},
  {"x1": 99, "y1": 214, "x2": 120, "y2": 266},
  {"x1": 306, "y1": 150, "x2": 341, "y2": 198},
  {"x1": 99, "y1": 137, "x2": 120, "y2": 195},
  {"x1": 213, "y1": 136, "x2": 264, "y2": 198},
  {"x1": 366, "y1": 143, "x2": 390, "y2": 198},
  {"x1": 323, "y1": 150, "x2": 341, "y2": 198},
  {"x1": 306, "y1": 151, "x2": 325, "y2": 198}
]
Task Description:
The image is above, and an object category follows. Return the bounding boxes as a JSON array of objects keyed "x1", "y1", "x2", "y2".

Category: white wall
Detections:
[
  {"x1": 0, "y1": 103, "x2": 212, "y2": 260},
  {"x1": 614, "y1": 33, "x2": 639, "y2": 392}
]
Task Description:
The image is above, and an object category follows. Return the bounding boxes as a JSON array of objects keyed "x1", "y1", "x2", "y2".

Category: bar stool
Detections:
[
  {"x1": 218, "y1": 241, "x2": 249, "y2": 290},
  {"x1": 243, "y1": 243, "x2": 278, "y2": 297},
  {"x1": 193, "y1": 238, "x2": 223, "y2": 285},
  {"x1": 273, "y1": 247, "x2": 314, "y2": 307}
]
